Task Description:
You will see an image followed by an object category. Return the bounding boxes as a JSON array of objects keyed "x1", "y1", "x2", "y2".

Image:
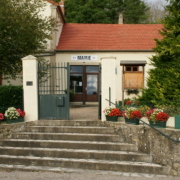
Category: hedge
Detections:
[{"x1": 0, "y1": 85, "x2": 23, "y2": 113}]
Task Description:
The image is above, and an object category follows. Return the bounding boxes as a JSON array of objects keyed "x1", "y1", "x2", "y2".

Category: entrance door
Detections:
[
  {"x1": 70, "y1": 65, "x2": 99, "y2": 103},
  {"x1": 86, "y1": 74, "x2": 98, "y2": 101}
]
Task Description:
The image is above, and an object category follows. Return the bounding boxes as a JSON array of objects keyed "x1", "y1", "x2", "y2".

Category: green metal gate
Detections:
[{"x1": 38, "y1": 62, "x2": 70, "y2": 120}]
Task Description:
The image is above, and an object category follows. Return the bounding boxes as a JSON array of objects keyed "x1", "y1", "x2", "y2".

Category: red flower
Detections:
[
  {"x1": 130, "y1": 110, "x2": 142, "y2": 119},
  {"x1": 109, "y1": 108, "x2": 121, "y2": 117},
  {"x1": 155, "y1": 112, "x2": 169, "y2": 122},
  {"x1": 126, "y1": 100, "x2": 131, "y2": 105},
  {"x1": 20, "y1": 111, "x2": 26, "y2": 117},
  {"x1": 0, "y1": 113, "x2": 4, "y2": 120}
]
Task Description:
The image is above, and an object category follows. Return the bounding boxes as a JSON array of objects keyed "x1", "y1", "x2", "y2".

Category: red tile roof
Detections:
[{"x1": 56, "y1": 23, "x2": 163, "y2": 51}]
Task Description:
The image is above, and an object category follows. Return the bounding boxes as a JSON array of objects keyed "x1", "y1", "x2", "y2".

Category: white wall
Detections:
[{"x1": 56, "y1": 51, "x2": 155, "y2": 101}]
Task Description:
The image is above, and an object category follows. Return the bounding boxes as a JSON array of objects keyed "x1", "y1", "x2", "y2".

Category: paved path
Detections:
[
  {"x1": 0, "y1": 170, "x2": 178, "y2": 180},
  {"x1": 70, "y1": 106, "x2": 99, "y2": 120}
]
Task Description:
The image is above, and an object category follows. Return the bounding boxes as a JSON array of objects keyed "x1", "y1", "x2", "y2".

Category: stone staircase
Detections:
[{"x1": 0, "y1": 120, "x2": 169, "y2": 175}]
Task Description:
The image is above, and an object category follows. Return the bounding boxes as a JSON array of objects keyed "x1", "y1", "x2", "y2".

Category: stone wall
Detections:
[
  {"x1": 106, "y1": 121, "x2": 180, "y2": 176},
  {"x1": 0, "y1": 121, "x2": 35, "y2": 140}
]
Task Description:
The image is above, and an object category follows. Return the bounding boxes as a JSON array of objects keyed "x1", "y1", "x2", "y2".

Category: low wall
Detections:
[
  {"x1": 0, "y1": 121, "x2": 35, "y2": 140},
  {"x1": 106, "y1": 121, "x2": 180, "y2": 176}
]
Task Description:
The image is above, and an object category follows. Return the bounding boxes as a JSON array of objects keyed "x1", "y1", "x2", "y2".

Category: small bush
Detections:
[{"x1": 0, "y1": 85, "x2": 23, "y2": 113}]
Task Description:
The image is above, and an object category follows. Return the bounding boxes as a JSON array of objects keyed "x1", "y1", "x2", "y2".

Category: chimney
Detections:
[
  {"x1": 59, "y1": 0, "x2": 64, "y2": 15},
  {"x1": 118, "y1": 13, "x2": 123, "y2": 24}
]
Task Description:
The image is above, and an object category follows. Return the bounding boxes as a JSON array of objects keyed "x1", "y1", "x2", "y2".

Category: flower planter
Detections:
[
  {"x1": 125, "y1": 118, "x2": 139, "y2": 125},
  {"x1": 149, "y1": 120, "x2": 167, "y2": 128},
  {"x1": 6, "y1": 117, "x2": 24, "y2": 124},
  {"x1": 106, "y1": 116, "x2": 118, "y2": 122}
]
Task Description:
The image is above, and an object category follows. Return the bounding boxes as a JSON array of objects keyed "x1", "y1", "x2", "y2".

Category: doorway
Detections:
[{"x1": 70, "y1": 65, "x2": 99, "y2": 104}]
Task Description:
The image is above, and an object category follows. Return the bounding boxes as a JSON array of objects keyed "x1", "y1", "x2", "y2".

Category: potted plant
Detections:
[
  {"x1": 4, "y1": 107, "x2": 25, "y2": 124},
  {"x1": 103, "y1": 106, "x2": 121, "y2": 122},
  {"x1": 146, "y1": 108, "x2": 169, "y2": 128},
  {"x1": 123, "y1": 107, "x2": 142, "y2": 125}
]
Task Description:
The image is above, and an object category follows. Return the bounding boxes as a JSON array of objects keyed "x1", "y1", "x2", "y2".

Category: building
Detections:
[{"x1": 2, "y1": 0, "x2": 163, "y2": 120}]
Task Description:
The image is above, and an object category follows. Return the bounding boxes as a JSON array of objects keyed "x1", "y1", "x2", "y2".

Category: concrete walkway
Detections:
[{"x1": 70, "y1": 106, "x2": 99, "y2": 120}]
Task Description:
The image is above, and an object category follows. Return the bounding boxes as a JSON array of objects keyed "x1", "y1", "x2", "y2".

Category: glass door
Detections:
[
  {"x1": 70, "y1": 66, "x2": 83, "y2": 102},
  {"x1": 85, "y1": 66, "x2": 99, "y2": 102}
]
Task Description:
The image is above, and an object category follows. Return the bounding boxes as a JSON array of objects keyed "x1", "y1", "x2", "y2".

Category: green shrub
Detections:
[{"x1": 0, "y1": 85, "x2": 23, "y2": 113}]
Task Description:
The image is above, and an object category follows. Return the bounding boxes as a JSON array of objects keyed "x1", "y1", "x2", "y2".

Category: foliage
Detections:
[
  {"x1": 139, "y1": 0, "x2": 180, "y2": 105},
  {"x1": 0, "y1": 0, "x2": 56, "y2": 79},
  {"x1": 155, "y1": 104, "x2": 180, "y2": 116},
  {"x1": 64, "y1": 0, "x2": 149, "y2": 24},
  {"x1": 53, "y1": 0, "x2": 60, "y2": 2},
  {"x1": 144, "y1": 0, "x2": 168, "y2": 24},
  {"x1": 103, "y1": 106, "x2": 121, "y2": 117},
  {"x1": 138, "y1": 105, "x2": 151, "y2": 117},
  {"x1": 0, "y1": 86, "x2": 23, "y2": 114},
  {"x1": 126, "y1": 89, "x2": 139, "y2": 95}
]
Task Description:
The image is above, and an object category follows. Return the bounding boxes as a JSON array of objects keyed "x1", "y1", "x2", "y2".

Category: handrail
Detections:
[
  {"x1": 139, "y1": 118, "x2": 180, "y2": 143},
  {"x1": 105, "y1": 98, "x2": 123, "y2": 111},
  {"x1": 105, "y1": 98, "x2": 180, "y2": 143}
]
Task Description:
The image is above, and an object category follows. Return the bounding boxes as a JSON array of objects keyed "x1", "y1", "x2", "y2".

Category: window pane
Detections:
[
  {"x1": 70, "y1": 66, "x2": 83, "y2": 73},
  {"x1": 139, "y1": 66, "x2": 143, "y2": 71},
  {"x1": 133, "y1": 67, "x2": 138, "y2": 71},
  {"x1": 86, "y1": 66, "x2": 99, "y2": 73},
  {"x1": 126, "y1": 67, "x2": 131, "y2": 71},
  {"x1": 87, "y1": 75, "x2": 97, "y2": 95},
  {"x1": 70, "y1": 74, "x2": 83, "y2": 94}
]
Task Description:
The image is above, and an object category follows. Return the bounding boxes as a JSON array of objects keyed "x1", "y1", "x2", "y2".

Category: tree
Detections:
[
  {"x1": 139, "y1": 0, "x2": 180, "y2": 105},
  {"x1": 64, "y1": 0, "x2": 149, "y2": 24},
  {"x1": 144, "y1": 0, "x2": 168, "y2": 24},
  {"x1": 0, "y1": 0, "x2": 56, "y2": 79},
  {"x1": 122, "y1": 0, "x2": 149, "y2": 24}
]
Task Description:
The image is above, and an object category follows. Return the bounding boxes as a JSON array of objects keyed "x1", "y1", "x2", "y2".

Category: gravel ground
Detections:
[{"x1": 0, "y1": 171, "x2": 179, "y2": 180}]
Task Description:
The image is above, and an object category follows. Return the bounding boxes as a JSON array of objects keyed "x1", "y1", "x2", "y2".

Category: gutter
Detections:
[
  {"x1": 33, "y1": 51, "x2": 56, "y2": 57},
  {"x1": 56, "y1": 50, "x2": 154, "y2": 52}
]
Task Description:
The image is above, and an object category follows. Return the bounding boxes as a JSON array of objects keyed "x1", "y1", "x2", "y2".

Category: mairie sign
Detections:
[{"x1": 71, "y1": 55, "x2": 98, "y2": 61}]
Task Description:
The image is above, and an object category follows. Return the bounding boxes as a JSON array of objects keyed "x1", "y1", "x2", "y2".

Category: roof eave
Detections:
[
  {"x1": 56, "y1": 49, "x2": 154, "y2": 52},
  {"x1": 57, "y1": 5, "x2": 65, "y2": 24}
]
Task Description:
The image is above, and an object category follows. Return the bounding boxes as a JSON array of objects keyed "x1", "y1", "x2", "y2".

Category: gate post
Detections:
[
  {"x1": 22, "y1": 55, "x2": 38, "y2": 122},
  {"x1": 101, "y1": 57, "x2": 116, "y2": 121}
]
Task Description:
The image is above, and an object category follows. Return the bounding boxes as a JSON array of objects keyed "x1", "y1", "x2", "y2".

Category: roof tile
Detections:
[{"x1": 56, "y1": 23, "x2": 163, "y2": 51}]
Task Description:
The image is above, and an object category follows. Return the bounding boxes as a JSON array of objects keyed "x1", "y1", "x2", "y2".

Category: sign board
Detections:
[
  {"x1": 71, "y1": 55, "x2": 98, "y2": 61},
  {"x1": 124, "y1": 73, "x2": 143, "y2": 89}
]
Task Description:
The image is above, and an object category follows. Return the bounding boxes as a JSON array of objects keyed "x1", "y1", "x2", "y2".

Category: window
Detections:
[
  {"x1": 125, "y1": 66, "x2": 143, "y2": 72},
  {"x1": 70, "y1": 66, "x2": 83, "y2": 94}
]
